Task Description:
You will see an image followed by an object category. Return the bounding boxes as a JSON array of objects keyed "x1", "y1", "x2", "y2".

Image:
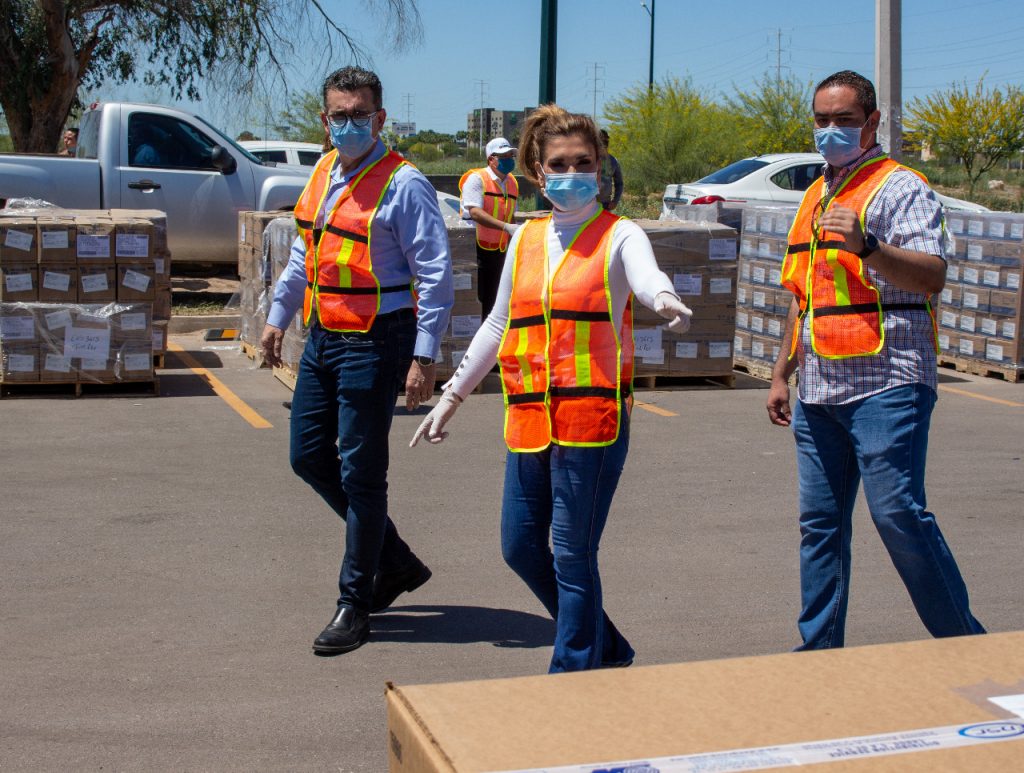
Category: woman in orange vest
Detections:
[{"x1": 410, "y1": 105, "x2": 693, "y2": 673}]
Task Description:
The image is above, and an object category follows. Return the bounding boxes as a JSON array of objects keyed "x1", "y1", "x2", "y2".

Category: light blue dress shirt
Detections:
[{"x1": 267, "y1": 140, "x2": 454, "y2": 359}]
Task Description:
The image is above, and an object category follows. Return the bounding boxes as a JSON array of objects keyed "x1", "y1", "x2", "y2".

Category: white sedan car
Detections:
[{"x1": 663, "y1": 152, "x2": 988, "y2": 214}]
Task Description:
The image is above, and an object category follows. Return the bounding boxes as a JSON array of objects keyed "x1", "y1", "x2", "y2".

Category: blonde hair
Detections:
[{"x1": 518, "y1": 104, "x2": 605, "y2": 187}]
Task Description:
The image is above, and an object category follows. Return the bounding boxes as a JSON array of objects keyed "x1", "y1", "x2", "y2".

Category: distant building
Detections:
[
  {"x1": 467, "y1": 107, "x2": 536, "y2": 149},
  {"x1": 390, "y1": 121, "x2": 417, "y2": 139}
]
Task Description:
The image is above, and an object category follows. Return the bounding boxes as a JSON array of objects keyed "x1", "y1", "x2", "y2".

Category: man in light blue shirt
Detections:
[{"x1": 261, "y1": 66, "x2": 453, "y2": 656}]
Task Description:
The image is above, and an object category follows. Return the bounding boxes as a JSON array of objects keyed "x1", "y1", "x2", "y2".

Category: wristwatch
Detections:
[
  {"x1": 413, "y1": 355, "x2": 435, "y2": 367},
  {"x1": 857, "y1": 230, "x2": 880, "y2": 259}
]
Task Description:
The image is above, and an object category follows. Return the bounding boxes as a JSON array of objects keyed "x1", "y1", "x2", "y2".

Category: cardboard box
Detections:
[
  {"x1": 0, "y1": 217, "x2": 38, "y2": 263},
  {"x1": 112, "y1": 215, "x2": 155, "y2": 262},
  {"x1": 0, "y1": 342, "x2": 38, "y2": 382},
  {"x1": 38, "y1": 265, "x2": 78, "y2": 303},
  {"x1": 75, "y1": 217, "x2": 114, "y2": 261},
  {"x1": 1, "y1": 263, "x2": 38, "y2": 302},
  {"x1": 38, "y1": 345, "x2": 76, "y2": 383},
  {"x1": 638, "y1": 220, "x2": 738, "y2": 266},
  {"x1": 115, "y1": 340, "x2": 155, "y2": 381},
  {"x1": 37, "y1": 215, "x2": 77, "y2": 264},
  {"x1": 152, "y1": 321, "x2": 168, "y2": 354},
  {"x1": 386, "y1": 631, "x2": 1024, "y2": 773},
  {"x1": 78, "y1": 263, "x2": 116, "y2": 302},
  {"x1": 116, "y1": 263, "x2": 156, "y2": 302},
  {"x1": 110, "y1": 305, "x2": 152, "y2": 341}
]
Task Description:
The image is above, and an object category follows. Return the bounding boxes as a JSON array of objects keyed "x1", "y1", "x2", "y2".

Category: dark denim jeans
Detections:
[
  {"x1": 792, "y1": 384, "x2": 986, "y2": 649},
  {"x1": 500, "y1": 417, "x2": 635, "y2": 673},
  {"x1": 289, "y1": 310, "x2": 417, "y2": 613}
]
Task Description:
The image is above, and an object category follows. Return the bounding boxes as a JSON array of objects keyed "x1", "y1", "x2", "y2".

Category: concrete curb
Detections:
[{"x1": 168, "y1": 314, "x2": 241, "y2": 334}]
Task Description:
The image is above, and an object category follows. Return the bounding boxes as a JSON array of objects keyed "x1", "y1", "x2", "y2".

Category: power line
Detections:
[
  {"x1": 588, "y1": 62, "x2": 605, "y2": 120},
  {"x1": 474, "y1": 80, "x2": 489, "y2": 150},
  {"x1": 402, "y1": 93, "x2": 414, "y2": 125}
]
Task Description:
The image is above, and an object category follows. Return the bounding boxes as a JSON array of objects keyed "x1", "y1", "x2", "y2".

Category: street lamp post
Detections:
[{"x1": 641, "y1": 0, "x2": 655, "y2": 90}]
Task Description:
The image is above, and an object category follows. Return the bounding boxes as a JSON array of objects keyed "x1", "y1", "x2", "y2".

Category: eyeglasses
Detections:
[
  {"x1": 326, "y1": 110, "x2": 379, "y2": 130},
  {"x1": 810, "y1": 195, "x2": 835, "y2": 243}
]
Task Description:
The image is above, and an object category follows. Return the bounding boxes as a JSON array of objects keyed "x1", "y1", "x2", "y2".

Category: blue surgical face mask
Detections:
[
  {"x1": 543, "y1": 171, "x2": 599, "y2": 211},
  {"x1": 813, "y1": 124, "x2": 866, "y2": 169},
  {"x1": 496, "y1": 156, "x2": 516, "y2": 175},
  {"x1": 330, "y1": 120, "x2": 376, "y2": 159}
]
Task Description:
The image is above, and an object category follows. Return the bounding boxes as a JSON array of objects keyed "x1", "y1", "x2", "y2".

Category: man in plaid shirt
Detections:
[{"x1": 767, "y1": 70, "x2": 986, "y2": 649}]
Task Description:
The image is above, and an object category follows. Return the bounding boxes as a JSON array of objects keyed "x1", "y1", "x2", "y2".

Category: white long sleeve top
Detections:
[{"x1": 444, "y1": 201, "x2": 676, "y2": 399}]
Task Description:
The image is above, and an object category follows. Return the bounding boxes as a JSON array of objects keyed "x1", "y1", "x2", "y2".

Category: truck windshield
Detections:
[{"x1": 194, "y1": 115, "x2": 264, "y2": 165}]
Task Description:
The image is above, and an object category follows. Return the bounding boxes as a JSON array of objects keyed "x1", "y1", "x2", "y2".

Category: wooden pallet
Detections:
[
  {"x1": 937, "y1": 354, "x2": 1024, "y2": 383},
  {"x1": 0, "y1": 377, "x2": 160, "y2": 399},
  {"x1": 240, "y1": 341, "x2": 269, "y2": 368},
  {"x1": 732, "y1": 357, "x2": 776, "y2": 382},
  {"x1": 632, "y1": 372, "x2": 735, "y2": 390},
  {"x1": 154, "y1": 352, "x2": 166, "y2": 370},
  {"x1": 272, "y1": 364, "x2": 298, "y2": 392}
]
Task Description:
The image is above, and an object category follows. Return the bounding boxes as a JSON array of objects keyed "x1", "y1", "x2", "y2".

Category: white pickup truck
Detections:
[{"x1": 0, "y1": 102, "x2": 310, "y2": 265}]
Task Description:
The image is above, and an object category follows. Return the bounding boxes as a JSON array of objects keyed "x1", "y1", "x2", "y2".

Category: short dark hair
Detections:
[
  {"x1": 67, "y1": 127, "x2": 79, "y2": 136},
  {"x1": 322, "y1": 66, "x2": 383, "y2": 110},
  {"x1": 814, "y1": 70, "x2": 877, "y2": 117}
]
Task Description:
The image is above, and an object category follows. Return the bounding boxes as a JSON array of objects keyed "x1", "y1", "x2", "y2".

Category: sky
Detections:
[{"x1": 103, "y1": 0, "x2": 1024, "y2": 139}]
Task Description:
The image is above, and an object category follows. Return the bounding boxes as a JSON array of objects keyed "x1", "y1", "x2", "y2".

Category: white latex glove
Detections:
[
  {"x1": 653, "y1": 291, "x2": 693, "y2": 333},
  {"x1": 503, "y1": 222, "x2": 520, "y2": 235},
  {"x1": 409, "y1": 391, "x2": 462, "y2": 447}
]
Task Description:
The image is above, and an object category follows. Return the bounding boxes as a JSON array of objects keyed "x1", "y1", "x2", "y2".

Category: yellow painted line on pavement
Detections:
[
  {"x1": 168, "y1": 343, "x2": 273, "y2": 429},
  {"x1": 634, "y1": 400, "x2": 678, "y2": 417},
  {"x1": 938, "y1": 384, "x2": 1023, "y2": 408}
]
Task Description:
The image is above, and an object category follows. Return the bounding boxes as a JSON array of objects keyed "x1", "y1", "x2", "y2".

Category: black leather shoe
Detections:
[
  {"x1": 312, "y1": 605, "x2": 369, "y2": 654},
  {"x1": 370, "y1": 560, "x2": 432, "y2": 613}
]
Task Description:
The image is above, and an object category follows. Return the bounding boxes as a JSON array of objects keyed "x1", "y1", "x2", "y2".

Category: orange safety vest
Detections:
[
  {"x1": 459, "y1": 168, "x2": 519, "y2": 251},
  {"x1": 498, "y1": 209, "x2": 633, "y2": 453},
  {"x1": 294, "y1": 148, "x2": 411, "y2": 332},
  {"x1": 781, "y1": 155, "x2": 938, "y2": 360}
]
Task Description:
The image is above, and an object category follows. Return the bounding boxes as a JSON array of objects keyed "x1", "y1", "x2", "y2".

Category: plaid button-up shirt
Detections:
[{"x1": 795, "y1": 145, "x2": 944, "y2": 405}]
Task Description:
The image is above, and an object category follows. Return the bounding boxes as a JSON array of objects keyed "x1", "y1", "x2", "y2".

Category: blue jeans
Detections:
[
  {"x1": 500, "y1": 416, "x2": 635, "y2": 673},
  {"x1": 792, "y1": 384, "x2": 985, "y2": 649},
  {"x1": 289, "y1": 310, "x2": 417, "y2": 613}
]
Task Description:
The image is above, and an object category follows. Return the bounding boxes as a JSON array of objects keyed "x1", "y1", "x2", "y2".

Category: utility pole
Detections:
[
  {"x1": 876, "y1": 0, "x2": 902, "y2": 160},
  {"x1": 588, "y1": 62, "x2": 605, "y2": 120},
  {"x1": 776, "y1": 28, "x2": 782, "y2": 84},
  {"x1": 474, "y1": 80, "x2": 489, "y2": 152},
  {"x1": 641, "y1": 0, "x2": 655, "y2": 90},
  {"x1": 539, "y1": 0, "x2": 557, "y2": 104},
  {"x1": 402, "y1": 93, "x2": 413, "y2": 125}
]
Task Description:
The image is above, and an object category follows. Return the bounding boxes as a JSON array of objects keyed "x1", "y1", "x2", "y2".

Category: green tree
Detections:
[
  {"x1": 0, "y1": 0, "x2": 421, "y2": 153},
  {"x1": 906, "y1": 78, "x2": 1024, "y2": 197},
  {"x1": 726, "y1": 73, "x2": 814, "y2": 155},
  {"x1": 271, "y1": 90, "x2": 326, "y2": 144},
  {"x1": 604, "y1": 77, "x2": 747, "y2": 195}
]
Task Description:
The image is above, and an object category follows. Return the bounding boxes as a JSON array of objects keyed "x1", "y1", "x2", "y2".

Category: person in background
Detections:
[
  {"x1": 260, "y1": 66, "x2": 454, "y2": 656},
  {"x1": 59, "y1": 128, "x2": 79, "y2": 157},
  {"x1": 597, "y1": 129, "x2": 623, "y2": 211},
  {"x1": 411, "y1": 105, "x2": 693, "y2": 673},
  {"x1": 766, "y1": 69, "x2": 986, "y2": 650},
  {"x1": 459, "y1": 137, "x2": 519, "y2": 320}
]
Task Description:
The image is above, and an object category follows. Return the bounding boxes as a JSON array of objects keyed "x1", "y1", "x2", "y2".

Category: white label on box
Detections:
[
  {"x1": 1007, "y1": 273, "x2": 1020, "y2": 290},
  {"x1": 675, "y1": 341, "x2": 697, "y2": 359},
  {"x1": 153, "y1": 257, "x2": 166, "y2": 274},
  {"x1": 120, "y1": 313, "x2": 148, "y2": 331},
  {"x1": 959, "y1": 339, "x2": 975, "y2": 356},
  {"x1": 45, "y1": 309, "x2": 73, "y2": 330},
  {"x1": 1004, "y1": 321, "x2": 1017, "y2": 338},
  {"x1": 946, "y1": 264, "x2": 959, "y2": 281},
  {"x1": 450, "y1": 314, "x2": 481, "y2": 338},
  {"x1": 989, "y1": 221, "x2": 1006, "y2": 239},
  {"x1": 44, "y1": 353, "x2": 72, "y2": 373},
  {"x1": 757, "y1": 241, "x2": 771, "y2": 258},
  {"x1": 740, "y1": 238, "x2": 755, "y2": 257},
  {"x1": 963, "y1": 291, "x2": 979, "y2": 309},
  {"x1": 774, "y1": 215, "x2": 792, "y2": 234},
  {"x1": 6, "y1": 353, "x2": 34, "y2": 372},
  {"x1": 940, "y1": 288, "x2": 953, "y2": 304},
  {"x1": 4, "y1": 272, "x2": 33, "y2": 292},
  {"x1": 967, "y1": 219, "x2": 984, "y2": 236},
  {"x1": 1011, "y1": 223, "x2": 1024, "y2": 240},
  {"x1": 116, "y1": 233, "x2": 150, "y2": 257},
  {"x1": 750, "y1": 315, "x2": 764, "y2": 333},
  {"x1": 751, "y1": 266, "x2": 766, "y2": 284},
  {"x1": 736, "y1": 310, "x2": 748, "y2": 329},
  {"x1": 76, "y1": 233, "x2": 110, "y2": 258},
  {"x1": 80, "y1": 358, "x2": 108, "y2": 371},
  {"x1": 769, "y1": 268, "x2": 782, "y2": 286},
  {"x1": 708, "y1": 238, "x2": 735, "y2": 261},
  {"x1": 3, "y1": 228, "x2": 33, "y2": 251},
  {"x1": 959, "y1": 315, "x2": 976, "y2": 333},
  {"x1": 77, "y1": 312, "x2": 106, "y2": 325},
  {"x1": 64, "y1": 326, "x2": 111, "y2": 359},
  {"x1": 708, "y1": 341, "x2": 731, "y2": 359},
  {"x1": 452, "y1": 272, "x2": 473, "y2": 291},
  {"x1": 983, "y1": 270, "x2": 1001, "y2": 287},
  {"x1": 986, "y1": 343, "x2": 1004, "y2": 362},
  {"x1": 709, "y1": 277, "x2": 732, "y2": 295},
  {"x1": 124, "y1": 353, "x2": 151, "y2": 371},
  {"x1": 768, "y1": 319, "x2": 782, "y2": 337},
  {"x1": 42, "y1": 271, "x2": 71, "y2": 292},
  {"x1": 240, "y1": 222, "x2": 246, "y2": 241},
  {"x1": 967, "y1": 243, "x2": 984, "y2": 261},
  {"x1": 122, "y1": 269, "x2": 151, "y2": 293},
  {"x1": 450, "y1": 348, "x2": 467, "y2": 368},
  {"x1": 981, "y1": 318, "x2": 998, "y2": 335},
  {"x1": 758, "y1": 215, "x2": 773, "y2": 233},
  {"x1": 673, "y1": 273, "x2": 702, "y2": 295},
  {"x1": 948, "y1": 217, "x2": 965, "y2": 234},
  {"x1": 990, "y1": 694, "x2": 1024, "y2": 719},
  {"x1": 752, "y1": 290, "x2": 767, "y2": 309},
  {"x1": 751, "y1": 340, "x2": 765, "y2": 359},
  {"x1": 938, "y1": 334, "x2": 950, "y2": 350},
  {"x1": 962, "y1": 267, "x2": 980, "y2": 284},
  {"x1": 737, "y1": 286, "x2": 748, "y2": 304},
  {"x1": 41, "y1": 230, "x2": 69, "y2": 249},
  {"x1": 81, "y1": 273, "x2": 109, "y2": 293},
  {"x1": 940, "y1": 310, "x2": 957, "y2": 328},
  {"x1": 152, "y1": 330, "x2": 163, "y2": 349},
  {"x1": 633, "y1": 328, "x2": 663, "y2": 363}
]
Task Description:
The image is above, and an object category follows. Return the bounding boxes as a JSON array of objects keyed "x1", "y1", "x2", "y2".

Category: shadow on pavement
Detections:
[
  {"x1": 157, "y1": 372, "x2": 219, "y2": 398},
  {"x1": 164, "y1": 349, "x2": 226, "y2": 369},
  {"x1": 369, "y1": 604, "x2": 553, "y2": 648}
]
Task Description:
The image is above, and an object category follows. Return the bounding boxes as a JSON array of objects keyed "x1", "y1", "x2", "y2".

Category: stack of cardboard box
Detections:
[
  {"x1": 237, "y1": 210, "x2": 291, "y2": 362},
  {"x1": 0, "y1": 209, "x2": 170, "y2": 388},
  {"x1": 938, "y1": 211, "x2": 1023, "y2": 379}
]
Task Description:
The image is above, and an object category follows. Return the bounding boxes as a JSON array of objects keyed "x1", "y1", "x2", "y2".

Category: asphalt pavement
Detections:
[{"x1": 2, "y1": 332, "x2": 1022, "y2": 771}]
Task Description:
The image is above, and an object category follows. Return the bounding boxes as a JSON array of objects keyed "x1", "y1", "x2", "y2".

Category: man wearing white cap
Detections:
[{"x1": 459, "y1": 137, "x2": 519, "y2": 320}]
